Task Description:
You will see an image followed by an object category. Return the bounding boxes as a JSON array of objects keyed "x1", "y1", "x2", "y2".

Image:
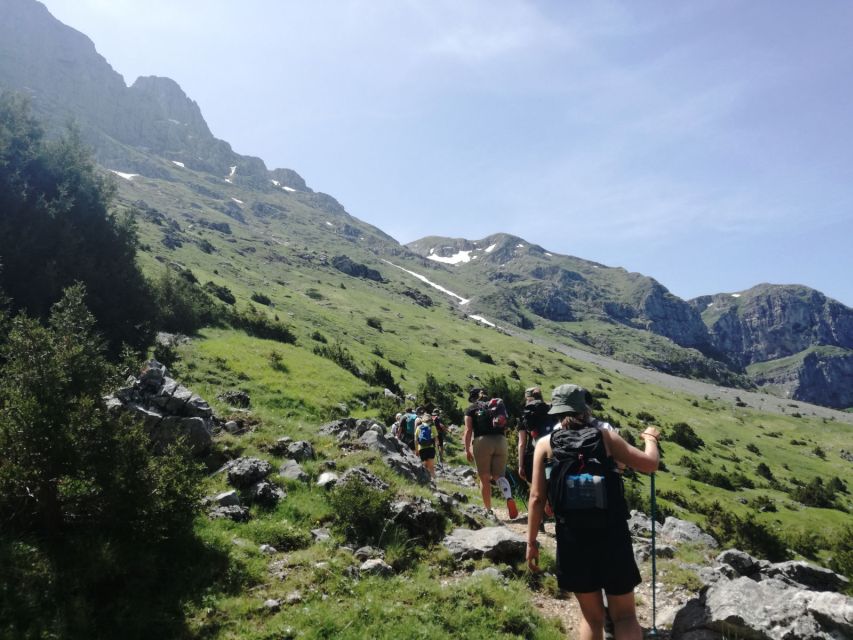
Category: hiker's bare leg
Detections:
[
  {"x1": 575, "y1": 591, "x2": 606, "y2": 640},
  {"x1": 605, "y1": 591, "x2": 641, "y2": 640},
  {"x1": 424, "y1": 458, "x2": 435, "y2": 477},
  {"x1": 479, "y1": 473, "x2": 492, "y2": 509}
]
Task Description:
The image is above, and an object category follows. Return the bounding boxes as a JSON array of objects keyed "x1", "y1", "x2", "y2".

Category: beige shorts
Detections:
[{"x1": 472, "y1": 434, "x2": 507, "y2": 478}]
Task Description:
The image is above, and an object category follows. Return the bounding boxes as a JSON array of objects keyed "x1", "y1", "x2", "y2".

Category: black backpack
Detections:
[
  {"x1": 473, "y1": 400, "x2": 502, "y2": 436},
  {"x1": 547, "y1": 427, "x2": 616, "y2": 529}
]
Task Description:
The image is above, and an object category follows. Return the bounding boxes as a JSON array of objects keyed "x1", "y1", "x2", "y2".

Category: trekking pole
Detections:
[{"x1": 649, "y1": 472, "x2": 658, "y2": 637}]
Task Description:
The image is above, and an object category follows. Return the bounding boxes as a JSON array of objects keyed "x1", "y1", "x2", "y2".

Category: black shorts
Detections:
[
  {"x1": 555, "y1": 517, "x2": 641, "y2": 595},
  {"x1": 418, "y1": 447, "x2": 436, "y2": 461}
]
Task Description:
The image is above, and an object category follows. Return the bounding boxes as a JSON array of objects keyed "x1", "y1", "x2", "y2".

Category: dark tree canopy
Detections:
[{"x1": 0, "y1": 92, "x2": 154, "y2": 354}]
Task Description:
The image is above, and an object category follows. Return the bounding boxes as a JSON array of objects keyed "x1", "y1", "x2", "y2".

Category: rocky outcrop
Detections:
[
  {"x1": 696, "y1": 285, "x2": 853, "y2": 367},
  {"x1": 105, "y1": 359, "x2": 213, "y2": 455},
  {"x1": 441, "y1": 527, "x2": 526, "y2": 563},
  {"x1": 331, "y1": 255, "x2": 384, "y2": 282},
  {"x1": 750, "y1": 349, "x2": 853, "y2": 409},
  {"x1": 671, "y1": 548, "x2": 851, "y2": 639}
]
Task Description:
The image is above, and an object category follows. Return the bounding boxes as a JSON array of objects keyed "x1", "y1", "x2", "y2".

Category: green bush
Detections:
[
  {"x1": 251, "y1": 292, "x2": 272, "y2": 306},
  {"x1": 152, "y1": 266, "x2": 222, "y2": 334},
  {"x1": 203, "y1": 281, "x2": 236, "y2": 304},
  {"x1": 417, "y1": 372, "x2": 463, "y2": 425},
  {"x1": 328, "y1": 477, "x2": 393, "y2": 544},
  {"x1": 669, "y1": 422, "x2": 704, "y2": 451},
  {"x1": 228, "y1": 304, "x2": 296, "y2": 344},
  {"x1": 0, "y1": 285, "x2": 209, "y2": 637}
]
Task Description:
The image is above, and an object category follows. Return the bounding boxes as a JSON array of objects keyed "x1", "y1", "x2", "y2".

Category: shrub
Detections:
[
  {"x1": 203, "y1": 281, "x2": 236, "y2": 304},
  {"x1": 328, "y1": 477, "x2": 393, "y2": 544},
  {"x1": 152, "y1": 267, "x2": 222, "y2": 334},
  {"x1": 635, "y1": 411, "x2": 656, "y2": 423},
  {"x1": 313, "y1": 342, "x2": 360, "y2": 378},
  {"x1": 746, "y1": 443, "x2": 760, "y2": 455},
  {"x1": 250, "y1": 292, "x2": 272, "y2": 306},
  {"x1": 366, "y1": 317, "x2": 383, "y2": 332},
  {"x1": 463, "y1": 347, "x2": 495, "y2": 365},
  {"x1": 418, "y1": 373, "x2": 463, "y2": 425},
  {"x1": 228, "y1": 304, "x2": 296, "y2": 344},
  {"x1": 0, "y1": 286, "x2": 206, "y2": 636},
  {"x1": 311, "y1": 330, "x2": 328, "y2": 343},
  {"x1": 669, "y1": 422, "x2": 704, "y2": 451},
  {"x1": 364, "y1": 361, "x2": 401, "y2": 396},
  {"x1": 790, "y1": 477, "x2": 839, "y2": 509},
  {"x1": 756, "y1": 462, "x2": 774, "y2": 480}
]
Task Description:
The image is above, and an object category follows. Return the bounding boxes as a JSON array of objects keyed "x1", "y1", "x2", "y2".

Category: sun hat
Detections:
[{"x1": 547, "y1": 384, "x2": 591, "y2": 415}]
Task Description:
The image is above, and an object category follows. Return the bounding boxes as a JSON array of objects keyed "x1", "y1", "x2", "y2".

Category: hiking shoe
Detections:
[{"x1": 506, "y1": 498, "x2": 519, "y2": 519}]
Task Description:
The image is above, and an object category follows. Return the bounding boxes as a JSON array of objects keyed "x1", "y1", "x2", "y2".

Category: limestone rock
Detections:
[
  {"x1": 278, "y1": 459, "x2": 309, "y2": 483},
  {"x1": 227, "y1": 457, "x2": 273, "y2": 489},
  {"x1": 441, "y1": 527, "x2": 526, "y2": 563}
]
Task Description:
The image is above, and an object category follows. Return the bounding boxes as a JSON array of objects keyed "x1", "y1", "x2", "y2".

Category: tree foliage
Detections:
[
  {"x1": 0, "y1": 93, "x2": 154, "y2": 354},
  {"x1": 0, "y1": 285, "x2": 207, "y2": 637}
]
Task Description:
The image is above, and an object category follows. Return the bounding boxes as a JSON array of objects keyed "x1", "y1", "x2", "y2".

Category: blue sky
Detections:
[{"x1": 40, "y1": 1, "x2": 853, "y2": 306}]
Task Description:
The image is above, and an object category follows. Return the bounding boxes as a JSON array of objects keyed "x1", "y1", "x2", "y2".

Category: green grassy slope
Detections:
[{"x1": 102, "y1": 160, "x2": 851, "y2": 637}]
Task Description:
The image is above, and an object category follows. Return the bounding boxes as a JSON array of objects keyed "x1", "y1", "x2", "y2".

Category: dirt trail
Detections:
[{"x1": 492, "y1": 505, "x2": 683, "y2": 638}]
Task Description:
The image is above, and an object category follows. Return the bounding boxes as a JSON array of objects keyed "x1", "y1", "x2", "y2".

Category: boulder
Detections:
[
  {"x1": 354, "y1": 546, "x2": 384, "y2": 561},
  {"x1": 227, "y1": 457, "x2": 273, "y2": 489},
  {"x1": 286, "y1": 441, "x2": 315, "y2": 462},
  {"x1": 360, "y1": 558, "x2": 393, "y2": 577},
  {"x1": 318, "y1": 417, "x2": 357, "y2": 438},
  {"x1": 218, "y1": 390, "x2": 251, "y2": 408},
  {"x1": 248, "y1": 481, "x2": 286, "y2": 507},
  {"x1": 764, "y1": 560, "x2": 849, "y2": 593},
  {"x1": 212, "y1": 490, "x2": 241, "y2": 507},
  {"x1": 278, "y1": 459, "x2": 309, "y2": 483},
  {"x1": 671, "y1": 576, "x2": 853, "y2": 640},
  {"x1": 627, "y1": 510, "x2": 653, "y2": 537},
  {"x1": 716, "y1": 549, "x2": 761, "y2": 577},
  {"x1": 660, "y1": 516, "x2": 718, "y2": 548},
  {"x1": 338, "y1": 466, "x2": 389, "y2": 493},
  {"x1": 389, "y1": 497, "x2": 446, "y2": 543},
  {"x1": 209, "y1": 505, "x2": 251, "y2": 522},
  {"x1": 270, "y1": 436, "x2": 293, "y2": 455},
  {"x1": 316, "y1": 472, "x2": 339, "y2": 490},
  {"x1": 311, "y1": 528, "x2": 331, "y2": 542},
  {"x1": 441, "y1": 527, "x2": 526, "y2": 563}
]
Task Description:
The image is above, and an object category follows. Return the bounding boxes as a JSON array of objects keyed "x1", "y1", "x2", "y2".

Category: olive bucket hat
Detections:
[{"x1": 547, "y1": 384, "x2": 591, "y2": 415}]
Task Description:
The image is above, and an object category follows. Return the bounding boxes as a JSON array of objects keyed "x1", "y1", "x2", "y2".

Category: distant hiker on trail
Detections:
[
  {"x1": 414, "y1": 409, "x2": 438, "y2": 478},
  {"x1": 526, "y1": 383, "x2": 660, "y2": 640},
  {"x1": 432, "y1": 408, "x2": 448, "y2": 462},
  {"x1": 398, "y1": 407, "x2": 418, "y2": 451},
  {"x1": 391, "y1": 412, "x2": 403, "y2": 439},
  {"x1": 464, "y1": 387, "x2": 518, "y2": 518},
  {"x1": 518, "y1": 386, "x2": 553, "y2": 483}
]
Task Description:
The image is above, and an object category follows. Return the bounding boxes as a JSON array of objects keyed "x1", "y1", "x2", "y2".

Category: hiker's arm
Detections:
[
  {"x1": 605, "y1": 428, "x2": 659, "y2": 474},
  {"x1": 517, "y1": 430, "x2": 528, "y2": 480},
  {"x1": 464, "y1": 414, "x2": 474, "y2": 462},
  {"x1": 526, "y1": 438, "x2": 550, "y2": 571}
]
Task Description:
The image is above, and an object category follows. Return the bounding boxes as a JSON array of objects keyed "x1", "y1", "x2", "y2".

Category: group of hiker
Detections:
[
  {"x1": 391, "y1": 382, "x2": 661, "y2": 640},
  {"x1": 391, "y1": 406, "x2": 448, "y2": 478}
]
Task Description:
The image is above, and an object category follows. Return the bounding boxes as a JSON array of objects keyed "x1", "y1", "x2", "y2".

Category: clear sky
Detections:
[{"x1": 39, "y1": 0, "x2": 853, "y2": 306}]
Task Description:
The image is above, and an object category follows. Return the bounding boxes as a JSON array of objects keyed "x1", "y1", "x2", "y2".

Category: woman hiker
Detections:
[{"x1": 526, "y1": 383, "x2": 660, "y2": 640}]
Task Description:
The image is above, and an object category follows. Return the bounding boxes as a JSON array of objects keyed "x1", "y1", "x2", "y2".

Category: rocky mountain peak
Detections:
[{"x1": 128, "y1": 76, "x2": 212, "y2": 139}]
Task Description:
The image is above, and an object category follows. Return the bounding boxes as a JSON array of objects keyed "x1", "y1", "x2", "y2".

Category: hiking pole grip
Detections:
[{"x1": 650, "y1": 472, "x2": 658, "y2": 637}]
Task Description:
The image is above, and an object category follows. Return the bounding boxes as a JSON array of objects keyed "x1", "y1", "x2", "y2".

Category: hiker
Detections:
[
  {"x1": 432, "y1": 408, "x2": 448, "y2": 462},
  {"x1": 526, "y1": 383, "x2": 660, "y2": 640},
  {"x1": 400, "y1": 407, "x2": 418, "y2": 451},
  {"x1": 463, "y1": 387, "x2": 517, "y2": 517},
  {"x1": 518, "y1": 386, "x2": 553, "y2": 482},
  {"x1": 414, "y1": 410, "x2": 438, "y2": 478},
  {"x1": 391, "y1": 412, "x2": 403, "y2": 439}
]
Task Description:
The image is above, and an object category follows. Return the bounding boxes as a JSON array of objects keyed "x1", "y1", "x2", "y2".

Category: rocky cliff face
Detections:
[
  {"x1": 692, "y1": 285, "x2": 853, "y2": 408},
  {"x1": 0, "y1": 0, "x2": 303, "y2": 185},
  {"x1": 694, "y1": 285, "x2": 853, "y2": 367}
]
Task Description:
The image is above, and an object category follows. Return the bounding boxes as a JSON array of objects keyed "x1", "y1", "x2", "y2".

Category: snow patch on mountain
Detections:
[
  {"x1": 110, "y1": 170, "x2": 138, "y2": 180},
  {"x1": 468, "y1": 315, "x2": 495, "y2": 327},
  {"x1": 381, "y1": 260, "x2": 470, "y2": 305},
  {"x1": 171, "y1": 160, "x2": 185, "y2": 168},
  {"x1": 231, "y1": 198, "x2": 243, "y2": 205},
  {"x1": 427, "y1": 249, "x2": 473, "y2": 265},
  {"x1": 485, "y1": 244, "x2": 497, "y2": 253}
]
